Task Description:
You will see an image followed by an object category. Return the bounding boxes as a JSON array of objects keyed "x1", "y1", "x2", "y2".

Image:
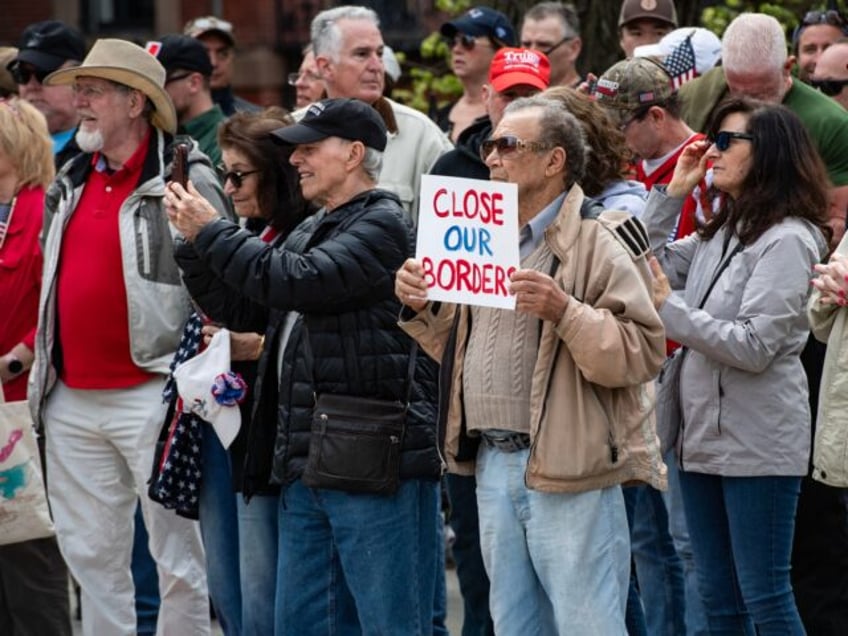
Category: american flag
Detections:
[
  {"x1": 664, "y1": 32, "x2": 698, "y2": 90},
  {"x1": 0, "y1": 202, "x2": 12, "y2": 249}
]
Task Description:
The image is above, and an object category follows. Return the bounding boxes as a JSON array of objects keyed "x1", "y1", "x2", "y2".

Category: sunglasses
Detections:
[
  {"x1": 811, "y1": 78, "x2": 848, "y2": 96},
  {"x1": 447, "y1": 33, "x2": 500, "y2": 51},
  {"x1": 480, "y1": 135, "x2": 552, "y2": 160},
  {"x1": 10, "y1": 64, "x2": 51, "y2": 85},
  {"x1": 801, "y1": 9, "x2": 847, "y2": 28},
  {"x1": 217, "y1": 165, "x2": 260, "y2": 189},
  {"x1": 708, "y1": 130, "x2": 755, "y2": 152}
]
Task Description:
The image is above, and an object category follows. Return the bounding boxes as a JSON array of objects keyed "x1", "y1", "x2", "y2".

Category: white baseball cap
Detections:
[
  {"x1": 634, "y1": 27, "x2": 722, "y2": 76},
  {"x1": 174, "y1": 328, "x2": 241, "y2": 449}
]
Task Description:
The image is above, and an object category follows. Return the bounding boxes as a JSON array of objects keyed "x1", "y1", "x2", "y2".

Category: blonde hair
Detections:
[{"x1": 0, "y1": 97, "x2": 55, "y2": 189}]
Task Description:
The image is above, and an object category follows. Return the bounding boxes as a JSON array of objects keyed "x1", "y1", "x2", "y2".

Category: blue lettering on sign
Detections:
[{"x1": 443, "y1": 225, "x2": 494, "y2": 256}]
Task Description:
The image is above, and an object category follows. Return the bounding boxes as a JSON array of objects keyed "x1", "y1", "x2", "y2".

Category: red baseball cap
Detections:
[{"x1": 488, "y1": 47, "x2": 551, "y2": 92}]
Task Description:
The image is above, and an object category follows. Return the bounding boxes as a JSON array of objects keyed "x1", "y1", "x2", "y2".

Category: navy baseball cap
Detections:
[
  {"x1": 271, "y1": 98, "x2": 388, "y2": 152},
  {"x1": 440, "y1": 7, "x2": 517, "y2": 47}
]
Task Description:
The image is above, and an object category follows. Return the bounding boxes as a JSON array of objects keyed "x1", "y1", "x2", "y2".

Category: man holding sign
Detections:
[{"x1": 396, "y1": 96, "x2": 665, "y2": 634}]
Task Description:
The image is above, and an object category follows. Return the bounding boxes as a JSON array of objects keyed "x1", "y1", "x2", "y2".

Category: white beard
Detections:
[{"x1": 76, "y1": 128, "x2": 104, "y2": 152}]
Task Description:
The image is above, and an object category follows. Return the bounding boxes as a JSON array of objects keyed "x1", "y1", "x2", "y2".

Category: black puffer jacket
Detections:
[{"x1": 175, "y1": 189, "x2": 442, "y2": 493}]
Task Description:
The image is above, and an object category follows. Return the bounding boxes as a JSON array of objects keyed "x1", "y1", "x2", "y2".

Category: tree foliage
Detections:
[{"x1": 393, "y1": 0, "x2": 847, "y2": 113}]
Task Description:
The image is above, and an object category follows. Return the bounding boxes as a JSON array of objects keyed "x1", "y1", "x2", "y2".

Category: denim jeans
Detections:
[
  {"x1": 445, "y1": 473, "x2": 494, "y2": 636},
  {"x1": 237, "y1": 494, "x2": 278, "y2": 636},
  {"x1": 131, "y1": 503, "x2": 160, "y2": 636},
  {"x1": 475, "y1": 445, "x2": 629, "y2": 635},
  {"x1": 199, "y1": 427, "x2": 242, "y2": 635},
  {"x1": 666, "y1": 452, "x2": 708, "y2": 636},
  {"x1": 275, "y1": 478, "x2": 441, "y2": 635},
  {"x1": 678, "y1": 471, "x2": 805, "y2": 636},
  {"x1": 626, "y1": 483, "x2": 686, "y2": 636}
]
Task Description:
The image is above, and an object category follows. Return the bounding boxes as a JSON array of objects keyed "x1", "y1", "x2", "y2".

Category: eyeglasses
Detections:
[
  {"x1": 618, "y1": 106, "x2": 652, "y2": 131},
  {"x1": 10, "y1": 64, "x2": 51, "y2": 85},
  {"x1": 217, "y1": 165, "x2": 260, "y2": 189},
  {"x1": 811, "y1": 78, "x2": 848, "y2": 96},
  {"x1": 522, "y1": 35, "x2": 575, "y2": 56},
  {"x1": 165, "y1": 73, "x2": 193, "y2": 85},
  {"x1": 480, "y1": 135, "x2": 552, "y2": 160},
  {"x1": 71, "y1": 82, "x2": 119, "y2": 100},
  {"x1": 708, "y1": 130, "x2": 755, "y2": 152},
  {"x1": 287, "y1": 71, "x2": 322, "y2": 86}
]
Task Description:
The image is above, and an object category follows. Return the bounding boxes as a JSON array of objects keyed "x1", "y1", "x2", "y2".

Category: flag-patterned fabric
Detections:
[
  {"x1": 148, "y1": 313, "x2": 204, "y2": 519},
  {"x1": 664, "y1": 32, "x2": 698, "y2": 90}
]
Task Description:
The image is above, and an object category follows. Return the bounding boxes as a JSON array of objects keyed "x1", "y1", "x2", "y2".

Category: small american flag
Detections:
[
  {"x1": 664, "y1": 32, "x2": 698, "y2": 90},
  {"x1": 0, "y1": 200, "x2": 13, "y2": 250}
]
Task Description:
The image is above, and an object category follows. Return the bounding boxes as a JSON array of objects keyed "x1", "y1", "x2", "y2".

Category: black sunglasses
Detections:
[
  {"x1": 480, "y1": 135, "x2": 552, "y2": 160},
  {"x1": 217, "y1": 165, "x2": 260, "y2": 189},
  {"x1": 10, "y1": 64, "x2": 51, "y2": 85},
  {"x1": 448, "y1": 33, "x2": 482, "y2": 51},
  {"x1": 708, "y1": 130, "x2": 755, "y2": 152},
  {"x1": 801, "y1": 9, "x2": 847, "y2": 28},
  {"x1": 811, "y1": 78, "x2": 848, "y2": 96}
]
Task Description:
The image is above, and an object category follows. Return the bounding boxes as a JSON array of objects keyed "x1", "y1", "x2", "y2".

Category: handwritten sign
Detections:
[{"x1": 416, "y1": 175, "x2": 519, "y2": 309}]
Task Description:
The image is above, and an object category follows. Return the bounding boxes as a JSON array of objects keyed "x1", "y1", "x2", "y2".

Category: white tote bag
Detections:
[{"x1": 0, "y1": 400, "x2": 55, "y2": 545}]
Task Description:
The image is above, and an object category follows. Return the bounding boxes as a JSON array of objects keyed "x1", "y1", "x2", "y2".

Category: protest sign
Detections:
[{"x1": 416, "y1": 175, "x2": 520, "y2": 309}]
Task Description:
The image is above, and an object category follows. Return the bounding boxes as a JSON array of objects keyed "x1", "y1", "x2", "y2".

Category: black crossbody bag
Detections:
[{"x1": 300, "y1": 329, "x2": 418, "y2": 495}]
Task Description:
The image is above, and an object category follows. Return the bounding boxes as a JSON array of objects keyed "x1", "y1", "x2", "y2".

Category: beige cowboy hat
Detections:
[{"x1": 44, "y1": 38, "x2": 177, "y2": 133}]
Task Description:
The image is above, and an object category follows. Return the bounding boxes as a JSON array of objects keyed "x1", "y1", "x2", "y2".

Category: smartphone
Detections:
[{"x1": 172, "y1": 142, "x2": 189, "y2": 188}]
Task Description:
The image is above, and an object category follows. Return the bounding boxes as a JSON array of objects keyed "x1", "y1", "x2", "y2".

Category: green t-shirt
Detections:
[{"x1": 181, "y1": 105, "x2": 227, "y2": 169}]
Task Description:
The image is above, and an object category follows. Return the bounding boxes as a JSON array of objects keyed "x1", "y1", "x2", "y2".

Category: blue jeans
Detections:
[
  {"x1": 237, "y1": 494, "x2": 278, "y2": 636},
  {"x1": 626, "y1": 483, "x2": 686, "y2": 635},
  {"x1": 679, "y1": 471, "x2": 805, "y2": 636},
  {"x1": 666, "y1": 452, "x2": 708, "y2": 636},
  {"x1": 131, "y1": 503, "x2": 160, "y2": 635},
  {"x1": 445, "y1": 473, "x2": 494, "y2": 636},
  {"x1": 275, "y1": 478, "x2": 441, "y2": 635},
  {"x1": 475, "y1": 445, "x2": 629, "y2": 635},
  {"x1": 199, "y1": 427, "x2": 242, "y2": 635}
]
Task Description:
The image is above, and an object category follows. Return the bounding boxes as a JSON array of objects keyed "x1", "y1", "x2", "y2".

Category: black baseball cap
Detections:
[
  {"x1": 12, "y1": 20, "x2": 86, "y2": 72},
  {"x1": 147, "y1": 34, "x2": 213, "y2": 78},
  {"x1": 440, "y1": 6, "x2": 517, "y2": 47},
  {"x1": 271, "y1": 98, "x2": 388, "y2": 152}
]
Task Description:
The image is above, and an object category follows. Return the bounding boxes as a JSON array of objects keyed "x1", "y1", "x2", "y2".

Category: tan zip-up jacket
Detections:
[{"x1": 401, "y1": 185, "x2": 667, "y2": 493}]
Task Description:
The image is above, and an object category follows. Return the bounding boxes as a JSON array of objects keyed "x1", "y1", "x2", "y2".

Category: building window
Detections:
[{"x1": 81, "y1": 0, "x2": 154, "y2": 34}]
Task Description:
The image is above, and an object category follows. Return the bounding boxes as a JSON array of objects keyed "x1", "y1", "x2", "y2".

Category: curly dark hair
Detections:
[
  {"x1": 699, "y1": 97, "x2": 831, "y2": 246},
  {"x1": 541, "y1": 86, "x2": 632, "y2": 197},
  {"x1": 217, "y1": 106, "x2": 313, "y2": 237}
]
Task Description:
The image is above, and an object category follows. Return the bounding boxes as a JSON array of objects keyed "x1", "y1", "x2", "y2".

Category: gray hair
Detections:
[
  {"x1": 503, "y1": 96, "x2": 587, "y2": 188},
  {"x1": 523, "y1": 2, "x2": 580, "y2": 39},
  {"x1": 362, "y1": 146, "x2": 383, "y2": 181},
  {"x1": 722, "y1": 13, "x2": 787, "y2": 75},
  {"x1": 311, "y1": 6, "x2": 380, "y2": 62}
]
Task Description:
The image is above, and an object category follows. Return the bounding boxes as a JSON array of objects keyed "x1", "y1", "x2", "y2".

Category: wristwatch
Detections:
[{"x1": 6, "y1": 355, "x2": 23, "y2": 375}]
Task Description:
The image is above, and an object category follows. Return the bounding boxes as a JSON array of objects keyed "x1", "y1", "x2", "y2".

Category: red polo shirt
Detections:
[{"x1": 56, "y1": 131, "x2": 155, "y2": 388}]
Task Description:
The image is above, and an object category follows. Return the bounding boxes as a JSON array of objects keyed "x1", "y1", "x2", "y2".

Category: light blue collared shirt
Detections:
[{"x1": 519, "y1": 191, "x2": 566, "y2": 260}]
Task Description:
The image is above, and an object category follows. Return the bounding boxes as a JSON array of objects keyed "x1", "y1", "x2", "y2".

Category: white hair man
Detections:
[
  {"x1": 679, "y1": 12, "x2": 848, "y2": 248},
  {"x1": 29, "y1": 38, "x2": 230, "y2": 636},
  {"x1": 309, "y1": 5, "x2": 453, "y2": 223}
]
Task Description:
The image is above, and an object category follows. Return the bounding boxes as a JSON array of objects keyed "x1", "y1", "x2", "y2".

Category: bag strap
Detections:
[
  {"x1": 301, "y1": 324, "x2": 418, "y2": 406},
  {"x1": 696, "y1": 237, "x2": 744, "y2": 309}
]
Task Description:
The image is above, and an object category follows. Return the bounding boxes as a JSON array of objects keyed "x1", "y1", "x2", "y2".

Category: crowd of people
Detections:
[{"x1": 1, "y1": 2, "x2": 847, "y2": 636}]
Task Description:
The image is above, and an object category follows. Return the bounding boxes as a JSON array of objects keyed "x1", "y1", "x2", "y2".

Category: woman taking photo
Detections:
[
  {"x1": 176, "y1": 107, "x2": 312, "y2": 635},
  {"x1": 644, "y1": 98, "x2": 829, "y2": 635}
]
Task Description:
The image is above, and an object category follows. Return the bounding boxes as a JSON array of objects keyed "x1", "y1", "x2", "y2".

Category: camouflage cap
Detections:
[{"x1": 593, "y1": 57, "x2": 674, "y2": 116}]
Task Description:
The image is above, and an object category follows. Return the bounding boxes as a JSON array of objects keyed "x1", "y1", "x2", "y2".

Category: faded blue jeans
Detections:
[
  {"x1": 199, "y1": 427, "x2": 242, "y2": 635},
  {"x1": 475, "y1": 445, "x2": 629, "y2": 635},
  {"x1": 275, "y1": 478, "x2": 441, "y2": 635},
  {"x1": 679, "y1": 471, "x2": 805, "y2": 636},
  {"x1": 237, "y1": 494, "x2": 278, "y2": 636}
]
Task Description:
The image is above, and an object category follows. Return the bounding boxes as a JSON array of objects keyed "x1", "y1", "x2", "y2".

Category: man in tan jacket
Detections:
[{"x1": 396, "y1": 95, "x2": 665, "y2": 635}]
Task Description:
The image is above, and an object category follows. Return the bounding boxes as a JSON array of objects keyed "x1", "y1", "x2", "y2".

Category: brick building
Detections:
[{"x1": 1, "y1": 0, "x2": 445, "y2": 109}]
